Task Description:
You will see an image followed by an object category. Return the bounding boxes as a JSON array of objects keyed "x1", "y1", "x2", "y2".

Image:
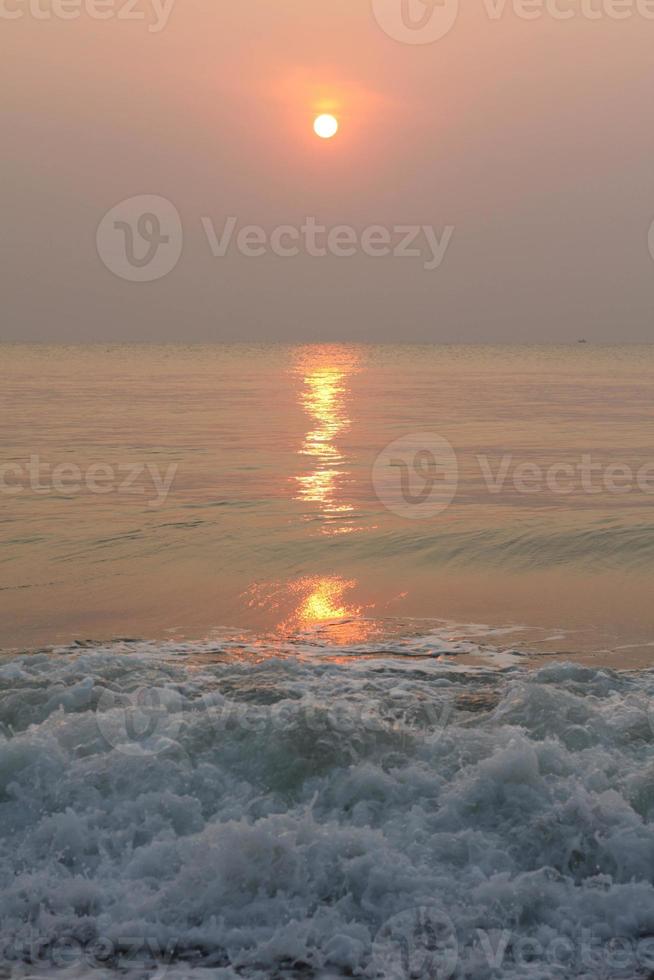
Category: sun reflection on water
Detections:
[
  {"x1": 294, "y1": 575, "x2": 359, "y2": 626},
  {"x1": 243, "y1": 574, "x2": 376, "y2": 644},
  {"x1": 292, "y1": 348, "x2": 360, "y2": 535}
]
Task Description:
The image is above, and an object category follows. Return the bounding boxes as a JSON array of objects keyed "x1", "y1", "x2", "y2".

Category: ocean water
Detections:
[
  {"x1": 1, "y1": 345, "x2": 654, "y2": 977},
  {"x1": 2, "y1": 343, "x2": 654, "y2": 658}
]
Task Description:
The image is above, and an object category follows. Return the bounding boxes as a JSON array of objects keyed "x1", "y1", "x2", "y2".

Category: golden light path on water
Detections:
[
  {"x1": 293, "y1": 348, "x2": 360, "y2": 537},
  {"x1": 245, "y1": 351, "x2": 375, "y2": 642}
]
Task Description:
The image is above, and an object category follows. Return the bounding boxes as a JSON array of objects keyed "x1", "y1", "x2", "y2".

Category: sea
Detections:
[{"x1": 1, "y1": 344, "x2": 653, "y2": 978}]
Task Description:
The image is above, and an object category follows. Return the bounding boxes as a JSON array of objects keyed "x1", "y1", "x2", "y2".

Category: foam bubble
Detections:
[{"x1": 1, "y1": 639, "x2": 653, "y2": 978}]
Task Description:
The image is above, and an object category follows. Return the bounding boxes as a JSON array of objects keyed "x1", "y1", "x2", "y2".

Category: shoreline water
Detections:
[
  {"x1": 3, "y1": 610, "x2": 654, "y2": 672},
  {"x1": 1, "y1": 631, "x2": 653, "y2": 978}
]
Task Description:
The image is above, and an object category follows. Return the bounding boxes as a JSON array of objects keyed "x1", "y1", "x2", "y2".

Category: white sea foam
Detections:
[{"x1": 1, "y1": 638, "x2": 653, "y2": 978}]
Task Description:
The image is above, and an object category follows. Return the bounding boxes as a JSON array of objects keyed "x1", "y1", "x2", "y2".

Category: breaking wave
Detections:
[{"x1": 1, "y1": 634, "x2": 654, "y2": 978}]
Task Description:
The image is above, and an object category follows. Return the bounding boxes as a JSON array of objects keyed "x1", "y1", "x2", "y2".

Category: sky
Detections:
[{"x1": 3, "y1": 0, "x2": 654, "y2": 343}]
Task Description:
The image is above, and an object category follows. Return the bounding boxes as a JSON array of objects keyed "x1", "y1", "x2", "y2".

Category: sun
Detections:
[{"x1": 313, "y1": 114, "x2": 339, "y2": 139}]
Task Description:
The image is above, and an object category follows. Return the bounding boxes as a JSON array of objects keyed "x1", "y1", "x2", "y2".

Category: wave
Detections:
[
  {"x1": 1, "y1": 637, "x2": 654, "y2": 978},
  {"x1": 336, "y1": 520, "x2": 654, "y2": 572}
]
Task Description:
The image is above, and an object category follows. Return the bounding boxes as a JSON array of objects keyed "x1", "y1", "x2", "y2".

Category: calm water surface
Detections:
[{"x1": 2, "y1": 344, "x2": 653, "y2": 662}]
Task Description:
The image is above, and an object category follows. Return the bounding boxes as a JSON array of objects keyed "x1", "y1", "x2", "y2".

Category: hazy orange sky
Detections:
[{"x1": 3, "y1": 0, "x2": 654, "y2": 342}]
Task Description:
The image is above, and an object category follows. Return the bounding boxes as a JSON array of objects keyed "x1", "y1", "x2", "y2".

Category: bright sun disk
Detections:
[{"x1": 313, "y1": 114, "x2": 338, "y2": 139}]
